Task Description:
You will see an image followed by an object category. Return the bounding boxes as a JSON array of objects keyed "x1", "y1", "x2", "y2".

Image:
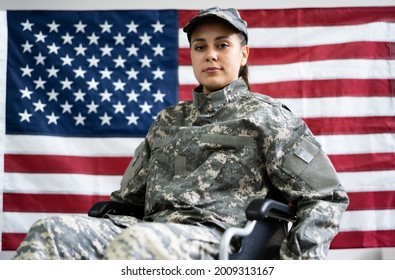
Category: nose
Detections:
[
  {"x1": 206, "y1": 56, "x2": 216, "y2": 62},
  {"x1": 205, "y1": 47, "x2": 217, "y2": 62}
]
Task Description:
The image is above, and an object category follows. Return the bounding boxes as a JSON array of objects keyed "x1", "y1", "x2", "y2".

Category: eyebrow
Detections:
[{"x1": 191, "y1": 35, "x2": 231, "y2": 44}]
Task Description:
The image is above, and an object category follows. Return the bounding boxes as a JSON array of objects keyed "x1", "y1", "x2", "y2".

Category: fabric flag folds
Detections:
[{"x1": 1, "y1": 7, "x2": 395, "y2": 252}]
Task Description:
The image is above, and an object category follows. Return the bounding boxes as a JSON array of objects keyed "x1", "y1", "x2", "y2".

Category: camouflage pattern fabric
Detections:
[
  {"x1": 103, "y1": 222, "x2": 221, "y2": 260},
  {"x1": 13, "y1": 215, "x2": 124, "y2": 259},
  {"x1": 13, "y1": 214, "x2": 221, "y2": 260},
  {"x1": 183, "y1": 6, "x2": 248, "y2": 42},
  {"x1": 111, "y1": 77, "x2": 349, "y2": 260},
  {"x1": 13, "y1": 78, "x2": 348, "y2": 260}
]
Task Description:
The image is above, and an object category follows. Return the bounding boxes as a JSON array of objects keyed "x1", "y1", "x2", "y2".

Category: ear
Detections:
[{"x1": 240, "y1": 45, "x2": 250, "y2": 66}]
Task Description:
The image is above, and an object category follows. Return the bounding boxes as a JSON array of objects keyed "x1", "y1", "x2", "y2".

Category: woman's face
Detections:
[{"x1": 189, "y1": 19, "x2": 249, "y2": 93}]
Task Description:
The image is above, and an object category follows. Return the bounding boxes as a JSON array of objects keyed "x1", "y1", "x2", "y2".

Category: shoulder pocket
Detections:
[{"x1": 281, "y1": 139, "x2": 340, "y2": 192}]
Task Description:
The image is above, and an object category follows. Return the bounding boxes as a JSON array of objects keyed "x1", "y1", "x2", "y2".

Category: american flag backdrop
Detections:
[{"x1": 0, "y1": 7, "x2": 394, "y2": 252}]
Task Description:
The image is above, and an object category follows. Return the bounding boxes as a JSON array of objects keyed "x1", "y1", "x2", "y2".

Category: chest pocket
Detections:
[
  {"x1": 200, "y1": 134, "x2": 254, "y2": 149},
  {"x1": 153, "y1": 136, "x2": 186, "y2": 175},
  {"x1": 152, "y1": 137, "x2": 172, "y2": 150},
  {"x1": 151, "y1": 136, "x2": 179, "y2": 174}
]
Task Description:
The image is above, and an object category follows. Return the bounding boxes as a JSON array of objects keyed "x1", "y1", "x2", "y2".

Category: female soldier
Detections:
[{"x1": 13, "y1": 7, "x2": 349, "y2": 260}]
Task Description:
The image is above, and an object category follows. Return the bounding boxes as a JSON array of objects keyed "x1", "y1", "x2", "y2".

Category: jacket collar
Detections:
[{"x1": 192, "y1": 78, "x2": 248, "y2": 114}]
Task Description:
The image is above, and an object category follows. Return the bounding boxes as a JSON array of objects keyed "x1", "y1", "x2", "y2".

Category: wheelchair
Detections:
[{"x1": 88, "y1": 198, "x2": 296, "y2": 260}]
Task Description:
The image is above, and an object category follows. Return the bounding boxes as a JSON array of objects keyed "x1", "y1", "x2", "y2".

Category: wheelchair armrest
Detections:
[
  {"x1": 88, "y1": 200, "x2": 144, "y2": 219},
  {"x1": 220, "y1": 198, "x2": 296, "y2": 260},
  {"x1": 245, "y1": 198, "x2": 296, "y2": 223}
]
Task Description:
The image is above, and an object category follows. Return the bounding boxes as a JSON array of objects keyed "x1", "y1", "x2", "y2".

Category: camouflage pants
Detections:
[{"x1": 12, "y1": 214, "x2": 221, "y2": 260}]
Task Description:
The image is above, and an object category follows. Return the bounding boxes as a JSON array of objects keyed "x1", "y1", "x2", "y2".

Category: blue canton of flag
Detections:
[{"x1": 6, "y1": 10, "x2": 179, "y2": 137}]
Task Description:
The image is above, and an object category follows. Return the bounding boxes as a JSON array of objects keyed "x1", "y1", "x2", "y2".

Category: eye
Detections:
[
  {"x1": 193, "y1": 45, "x2": 205, "y2": 51},
  {"x1": 192, "y1": 44, "x2": 206, "y2": 52},
  {"x1": 218, "y1": 42, "x2": 229, "y2": 49}
]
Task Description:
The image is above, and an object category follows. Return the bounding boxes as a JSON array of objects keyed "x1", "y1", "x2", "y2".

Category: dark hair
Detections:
[{"x1": 236, "y1": 32, "x2": 250, "y2": 90}]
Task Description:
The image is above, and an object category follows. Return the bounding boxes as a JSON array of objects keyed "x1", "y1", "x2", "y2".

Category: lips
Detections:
[{"x1": 203, "y1": 67, "x2": 221, "y2": 73}]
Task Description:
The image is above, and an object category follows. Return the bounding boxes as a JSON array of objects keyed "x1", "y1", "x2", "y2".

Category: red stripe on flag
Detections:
[
  {"x1": 9, "y1": 151, "x2": 393, "y2": 177},
  {"x1": 304, "y1": 116, "x2": 395, "y2": 135},
  {"x1": 179, "y1": 7, "x2": 395, "y2": 28},
  {"x1": 347, "y1": 191, "x2": 395, "y2": 211},
  {"x1": 330, "y1": 230, "x2": 395, "y2": 249},
  {"x1": 179, "y1": 48, "x2": 190, "y2": 66},
  {"x1": 4, "y1": 191, "x2": 394, "y2": 214},
  {"x1": 251, "y1": 79, "x2": 393, "y2": 98},
  {"x1": 4, "y1": 154, "x2": 131, "y2": 175},
  {"x1": 179, "y1": 42, "x2": 392, "y2": 66},
  {"x1": 179, "y1": 84, "x2": 197, "y2": 102},
  {"x1": 248, "y1": 42, "x2": 391, "y2": 65},
  {"x1": 329, "y1": 153, "x2": 395, "y2": 172},
  {"x1": 1, "y1": 233, "x2": 26, "y2": 251},
  {"x1": 180, "y1": 79, "x2": 393, "y2": 101},
  {"x1": 3, "y1": 193, "x2": 109, "y2": 213}
]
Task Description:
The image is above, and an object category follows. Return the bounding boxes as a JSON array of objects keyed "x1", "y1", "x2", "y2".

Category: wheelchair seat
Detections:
[{"x1": 88, "y1": 198, "x2": 296, "y2": 260}]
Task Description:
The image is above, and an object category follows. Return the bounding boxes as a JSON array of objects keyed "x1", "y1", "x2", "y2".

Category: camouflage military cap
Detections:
[{"x1": 183, "y1": 7, "x2": 248, "y2": 42}]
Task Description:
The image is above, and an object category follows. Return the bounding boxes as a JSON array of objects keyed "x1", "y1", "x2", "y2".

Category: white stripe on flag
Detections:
[
  {"x1": 248, "y1": 22, "x2": 395, "y2": 47},
  {"x1": 316, "y1": 133, "x2": 395, "y2": 155},
  {"x1": 179, "y1": 60, "x2": 395, "y2": 84},
  {"x1": 3, "y1": 173, "x2": 120, "y2": 195},
  {"x1": 340, "y1": 209, "x2": 395, "y2": 231},
  {"x1": 248, "y1": 60, "x2": 395, "y2": 83},
  {"x1": 279, "y1": 97, "x2": 394, "y2": 118},
  {"x1": 339, "y1": 170, "x2": 395, "y2": 193},
  {"x1": 5, "y1": 135, "x2": 144, "y2": 156},
  {"x1": 7, "y1": 171, "x2": 395, "y2": 207}
]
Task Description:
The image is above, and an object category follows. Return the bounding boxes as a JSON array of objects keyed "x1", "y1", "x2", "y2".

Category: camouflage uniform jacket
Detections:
[{"x1": 111, "y1": 78, "x2": 349, "y2": 259}]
